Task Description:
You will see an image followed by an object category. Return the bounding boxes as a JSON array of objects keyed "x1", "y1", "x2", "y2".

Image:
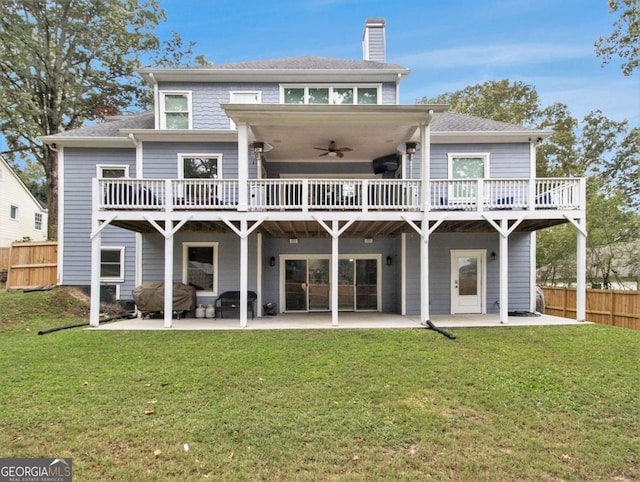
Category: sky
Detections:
[
  {"x1": 157, "y1": 0, "x2": 639, "y2": 126},
  {"x1": 1, "y1": 0, "x2": 638, "y2": 157}
]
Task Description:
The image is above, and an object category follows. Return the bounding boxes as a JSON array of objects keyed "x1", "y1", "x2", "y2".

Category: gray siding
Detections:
[
  {"x1": 62, "y1": 148, "x2": 137, "y2": 297},
  {"x1": 143, "y1": 142, "x2": 256, "y2": 179},
  {"x1": 405, "y1": 232, "x2": 532, "y2": 315},
  {"x1": 159, "y1": 82, "x2": 280, "y2": 129},
  {"x1": 421, "y1": 143, "x2": 532, "y2": 180}
]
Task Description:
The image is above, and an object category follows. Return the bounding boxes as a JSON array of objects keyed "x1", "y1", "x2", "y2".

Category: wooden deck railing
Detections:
[{"x1": 96, "y1": 177, "x2": 584, "y2": 213}]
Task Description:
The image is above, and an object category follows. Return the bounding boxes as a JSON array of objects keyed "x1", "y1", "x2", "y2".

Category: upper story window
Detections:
[
  {"x1": 97, "y1": 165, "x2": 129, "y2": 178},
  {"x1": 281, "y1": 85, "x2": 380, "y2": 105},
  {"x1": 34, "y1": 212, "x2": 43, "y2": 231},
  {"x1": 0, "y1": 167, "x2": 4, "y2": 181},
  {"x1": 10, "y1": 205, "x2": 18, "y2": 220},
  {"x1": 160, "y1": 91, "x2": 192, "y2": 129},
  {"x1": 448, "y1": 153, "x2": 490, "y2": 180}
]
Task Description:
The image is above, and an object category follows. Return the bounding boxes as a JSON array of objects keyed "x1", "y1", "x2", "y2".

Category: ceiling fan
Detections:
[{"x1": 314, "y1": 140, "x2": 352, "y2": 158}]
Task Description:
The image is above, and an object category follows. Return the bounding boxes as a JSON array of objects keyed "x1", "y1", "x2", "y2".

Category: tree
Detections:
[
  {"x1": 595, "y1": 0, "x2": 640, "y2": 76},
  {"x1": 0, "y1": 0, "x2": 193, "y2": 240},
  {"x1": 419, "y1": 79, "x2": 542, "y2": 127}
]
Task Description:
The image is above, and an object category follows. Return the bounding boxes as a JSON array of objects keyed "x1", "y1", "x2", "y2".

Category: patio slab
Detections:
[{"x1": 91, "y1": 312, "x2": 588, "y2": 331}]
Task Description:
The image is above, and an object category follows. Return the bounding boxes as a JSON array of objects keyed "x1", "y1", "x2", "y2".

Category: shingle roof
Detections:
[
  {"x1": 167, "y1": 56, "x2": 408, "y2": 72},
  {"x1": 432, "y1": 112, "x2": 538, "y2": 132},
  {"x1": 52, "y1": 112, "x2": 154, "y2": 138}
]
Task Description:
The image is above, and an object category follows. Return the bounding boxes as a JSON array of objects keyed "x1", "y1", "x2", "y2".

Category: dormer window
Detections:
[
  {"x1": 160, "y1": 91, "x2": 192, "y2": 129},
  {"x1": 282, "y1": 85, "x2": 379, "y2": 105}
]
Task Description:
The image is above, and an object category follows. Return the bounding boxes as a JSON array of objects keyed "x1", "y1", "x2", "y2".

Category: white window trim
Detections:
[
  {"x1": 96, "y1": 164, "x2": 130, "y2": 178},
  {"x1": 10, "y1": 204, "x2": 19, "y2": 221},
  {"x1": 229, "y1": 91, "x2": 262, "y2": 129},
  {"x1": 160, "y1": 90, "x2": 193, "y2": 129},
  {"x1": 279, "y1": 84, "x2": 382, "y2": 105},
  {"x1": 100, "y1": 246, "x2": 125, "y2": 282},
  {"x1": 177, "y1": 154, "x2": 223, "y2": 179},
  {"x1": 182, "y1": 242, "x2": 219, "y2": 296},
  {"x1": 447, "y1": 153, "x2": 491, "y2": 179}
]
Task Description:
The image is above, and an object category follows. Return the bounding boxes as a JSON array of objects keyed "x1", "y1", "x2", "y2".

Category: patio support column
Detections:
[
  {"x1": 420, "y1": 122, "x2": 430, "y2": 323},
  {"x1": 576, "y1": 217, "x2": 587, "y2": 322},
  {"x1": 240, "y1": 219, "x2": 249, "y2": 328},
  {"x1": 89, "y1": 225, "x2": 102, "y2": 327},
  {"x1": 163, "y1": 220, "x2": 174, "y2": 328},
  {"x1": 499, "y1": 218, "x2": 509, "y2": 324},
  {"x1": 331, "y1": 219, "x2": 339, "y2": 326}
]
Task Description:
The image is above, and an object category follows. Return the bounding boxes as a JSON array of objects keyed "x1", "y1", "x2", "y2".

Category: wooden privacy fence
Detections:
[
  {"x1": 2, "y1": 241, "x2": 57, "y2": 290},
  {"x1": 540, "y1": 286, "x2": 640, "y2": 330},
  {"x1": 0, "y1": 247, "x2": 9, "y2": 270}
]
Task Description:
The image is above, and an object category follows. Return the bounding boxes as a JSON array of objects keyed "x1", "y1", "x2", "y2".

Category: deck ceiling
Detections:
[
  {"x1": 109, "y1": 217, "x2": 569, "y2": 238},
  {"x1": 223, "y1": 103, "x2": 446, "y2": 163}
]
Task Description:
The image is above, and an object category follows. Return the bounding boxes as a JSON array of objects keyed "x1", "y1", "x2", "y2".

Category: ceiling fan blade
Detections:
[
  {"x1": 313, "y1": 147, "x2": 329, "y2": 151},
  {"x1": 337, "y1": 151, "x2": 344, "y2": 158},
  {"x1": 318, "y1": 152, "x2": 329, "y2": 157},
  {"x1": 337, "y1": 147, "x2": 352, "y2": 152}
]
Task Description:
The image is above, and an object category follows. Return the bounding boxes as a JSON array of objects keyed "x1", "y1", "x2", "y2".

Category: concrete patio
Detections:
[{"x1": 92, "y1": 312, "x2": 588, "y2": 331}]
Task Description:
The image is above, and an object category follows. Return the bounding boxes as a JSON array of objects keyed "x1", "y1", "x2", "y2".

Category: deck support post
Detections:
[
  {"x1": 331, "y1": 220, "x2": 339, "y2": 326},
  {"x1": 240, "y1": 219, "x2": 249, "y2": 327},
  {"x1": 163, "y1": 220, "x2": 174, "y2": 328}
]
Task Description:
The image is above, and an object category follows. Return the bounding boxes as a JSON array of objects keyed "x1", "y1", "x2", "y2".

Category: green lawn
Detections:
[{"x1": 1, "y1": 289, "x2": 638, "y2": 481}]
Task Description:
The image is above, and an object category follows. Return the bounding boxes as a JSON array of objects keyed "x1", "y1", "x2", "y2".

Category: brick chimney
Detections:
[{"x1": 362, "y1": 18, "x2": 386, "y2": 63}]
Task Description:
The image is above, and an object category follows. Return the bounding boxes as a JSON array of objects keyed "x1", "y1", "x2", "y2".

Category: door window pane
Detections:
[
  {"x1": 458, "y1": 256, "x2": 478, "y2": 296},
  {"x1": 356, "y1": 259, "x2": 377, "y2": 310},
  {"x1": 285, "y1": 260, "x2": 307, "y2": 311},
  {"x1": 308, "y1": 259, "x2": 329, "y2": 310}
]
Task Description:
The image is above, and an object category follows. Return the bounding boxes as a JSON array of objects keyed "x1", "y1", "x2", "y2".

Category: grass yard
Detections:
[{"x1": 0, "y1": 288, "x2": 638, "y2": 481}]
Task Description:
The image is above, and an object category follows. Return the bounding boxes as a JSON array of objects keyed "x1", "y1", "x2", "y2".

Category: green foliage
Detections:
[
  {"x1": 595, "y1": 0, "x2": 640, "y2": 76},
  {"x1": 0, "y1": 0, "x2": 195, "y2": 239},
  {"x1": 419, "y1": 79, "x2": 542, "y2": 127}
]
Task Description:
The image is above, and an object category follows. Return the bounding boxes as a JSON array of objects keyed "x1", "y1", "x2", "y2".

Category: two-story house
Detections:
[
  {"x1": 42, "y1": 18, "x2": 587, "y2": 328},
  {"x1": 0, "y1": 155, "x2": 48, "y2": 247}
]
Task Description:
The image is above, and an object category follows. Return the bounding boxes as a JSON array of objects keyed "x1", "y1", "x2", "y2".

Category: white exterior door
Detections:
[{"x1": 451, "y1": 250, "x2": 486, "y2": 314}]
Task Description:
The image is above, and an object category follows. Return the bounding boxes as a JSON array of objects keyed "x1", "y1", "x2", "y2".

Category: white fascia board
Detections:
[
  {"x1": 139, "y1": 69, "x2": 410, "y2": 84},
  {"x1": 221, "y1": 103, "x2": 448, "y2": 127},
  {"x1": 431, "y1": 130, "x2": 552, "y2": 144}
]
